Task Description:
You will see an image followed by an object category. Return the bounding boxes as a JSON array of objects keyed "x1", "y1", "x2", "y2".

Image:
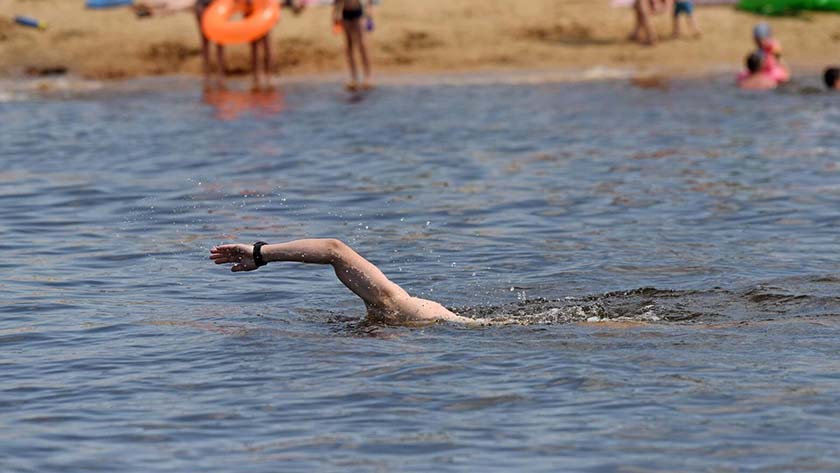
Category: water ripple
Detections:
[{"x1": 1, "y1": 78, "x2": 840, "y2": 472}]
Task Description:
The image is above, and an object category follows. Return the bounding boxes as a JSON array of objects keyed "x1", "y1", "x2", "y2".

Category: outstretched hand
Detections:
[{"x1": 210, "y1": 244, "x2": 258, "y2": 272}]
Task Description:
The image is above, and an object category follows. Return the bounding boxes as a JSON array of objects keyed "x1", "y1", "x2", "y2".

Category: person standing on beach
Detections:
[
  {"x1": 333, "y1": 0, "x2": 373, "y2": 90},
  {"x1": 629, "y1": 0, "x2": 671, "y2": 45},
  {"x1": 249, "y1": 0, "x2": 305, "y2": 89},
  {"x1": 132, "y1": 0, "x2": 226, "y2": 81},
  {"x1": 246, "y1": 0, "x2": 273, "y2": 90},
  {"x1": 249, "y1": 33, "x2": 271, "y2": 90},
  {"x1": 195, "y1": 0, "x2": 227, "y2": 83},
  {"x1": 672, "y1": 0, "x2": 701, "y2": 39}
]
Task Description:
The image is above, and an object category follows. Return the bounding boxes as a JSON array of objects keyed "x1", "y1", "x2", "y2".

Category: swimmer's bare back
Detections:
[{"x1": 209, "y1": 239, "x2": 482, "y2": 326}]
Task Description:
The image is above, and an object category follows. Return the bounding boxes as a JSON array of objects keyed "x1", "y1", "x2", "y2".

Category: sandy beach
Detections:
[{"x1": 1, "y1": 0, "x2": 839, "y2": 80}]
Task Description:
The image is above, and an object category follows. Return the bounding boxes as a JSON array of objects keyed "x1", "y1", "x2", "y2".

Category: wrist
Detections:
[{"x1": 253, "y1": 241, "x2": 269, "y2": 267}]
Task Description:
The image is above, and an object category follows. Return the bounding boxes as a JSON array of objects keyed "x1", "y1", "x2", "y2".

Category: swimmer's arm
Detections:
[
  {"x1": 210, "y1": 239, "x2": 408, "y2": 308},
  {"x1": 333, "y1": 0, "x2": 343, "y2": 22}
]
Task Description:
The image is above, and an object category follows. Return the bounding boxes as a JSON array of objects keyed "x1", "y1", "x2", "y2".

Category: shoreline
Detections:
[
  {"x1": 2, "y1": 1, "x2": 840, "y2": 84},
  {"x1": 0, "y1": 62, "x2": 831, "y2": 103},
  {"x1": 1, "y1": 61, "x2": 831, "y2": 95}
]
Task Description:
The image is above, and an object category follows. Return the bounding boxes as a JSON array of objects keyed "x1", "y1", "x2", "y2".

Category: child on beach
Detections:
[
  {"x1": 134, "y1": 0, "x2": 304, "y2": 88},
  {"x1": 629, "y1": 0, "x2": 671, "y2": 45},
  {"x1": 752, "y1": 23, "x2": 790, "y2": 83},
  {"x1": 629, "y1": 0, "x2": 656, "y2": 45},
  {"x1": 737, "y1": 51, "x2": 776, "y2": 90},
  {"x1": 133, "y1": 0, "x2": 226, "y2": 82},
  {"x1": 210, "y1": 239, "x2": 482, "y2": 326},
  {"x1": 333, "y1": 0, "x2": 373, "y2": 90},
  {"x1": 823, "y1": 67, "x2": 839, "y2": 90},
  {"x1": 672, "y1": 0, "x2": 701, "y2": 39},
  {"x1": 248, "y1": 0, "x2": 309, "y2": 89},
  {"x1": 246, "y1": 0, "x2": 272, "y2": 90},
  {"x1": 249, "y1": 1, "x2": 306, "y2": 89},
  {"x1": 194, "y1": 0, "x2": 226, "y2": 82}
]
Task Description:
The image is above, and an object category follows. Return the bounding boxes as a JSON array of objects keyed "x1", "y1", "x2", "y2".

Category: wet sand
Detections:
[{"x1": 1, "y1": 0, "x2": 839, "y2": 80}]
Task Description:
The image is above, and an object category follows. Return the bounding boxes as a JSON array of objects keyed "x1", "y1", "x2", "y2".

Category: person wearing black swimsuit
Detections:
[{"x1": 333, "y1": 0, "x2": 372, "y2": 90}]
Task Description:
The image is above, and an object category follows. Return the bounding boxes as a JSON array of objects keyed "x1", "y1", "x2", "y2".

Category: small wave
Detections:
[
  {"x1": 0, "y1": 77, "x2": 105, "y2": 101},
  {"x1": 0, "y1": 90, "x2": 25, "y2": 103},
  {"x1": 455, "y1": 276, "x2": 840, "y2": 325},
  {"x1": 379, "y1": 67, "x2": 635, "y2": 87}
]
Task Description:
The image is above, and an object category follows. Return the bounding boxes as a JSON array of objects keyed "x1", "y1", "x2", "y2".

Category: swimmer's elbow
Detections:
[{"x1": 323, "y1": 238, "x2": 351, "y2": 262}]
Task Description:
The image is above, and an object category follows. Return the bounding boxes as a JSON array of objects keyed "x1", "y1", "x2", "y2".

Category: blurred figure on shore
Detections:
[
  {"x1": 752, "y1": 23, "x2": 789, "y2": 83},
  {"x1": 134, "y1": 0, "x2": 308, "y2": 89},
  {"x1": 824, "y1": 68, "x2": 840, "y2": 90},
  {"x1": 133, "y1": 0, "x2": 226, "y2": 83},
  {"x1": 247, "y1": 0, "x2": 304, "y2": 89},
  {"x1": 737, "y1": 51, "x2": 776, "y2": 90},
  {"x1": 245, "y1": 0, "x2": 271, "y2": 90},
  {"x1": 195, "y1": 0, "x2": 226, "y2": 83},
  {"x1": 333, "y1": 0, "x2": 373, "y2": 90},
  {"x1": 629, "y1": 0, "x2": 671, "y2": 45},
  {"x1": 672, "y1": 0, "x2": 701, "y2": 39}
]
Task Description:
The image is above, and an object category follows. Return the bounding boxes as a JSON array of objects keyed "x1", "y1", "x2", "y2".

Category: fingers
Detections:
[
  {"x1": 210, "y1": 244, "x2": 253, "y2": 271},
  {"x1": 210, "y1": 245, "x2": 237, "y2": 255},
  {"x1": 210, "y1": 252, "x2": 237, "y2": 264},
  {"x1": 210, "y1": 245, "x2": 243, "y2": 264}
]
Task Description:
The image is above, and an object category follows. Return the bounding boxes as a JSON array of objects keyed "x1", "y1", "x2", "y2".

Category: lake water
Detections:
[{"x1": 2, "y1": 74, "x2": 840, "y2": 472}]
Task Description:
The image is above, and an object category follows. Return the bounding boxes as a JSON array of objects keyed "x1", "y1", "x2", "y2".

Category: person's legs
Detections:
[
  {"x1": 263, "y1": 33, "x2": 272, "y2": 84},
  {"x1": 629, "y1": 0, "x2": 643, "y2": 41},
  {"x1": 687, "y1": 14, "x2": 701, "y2": 37},
  {"x1": 351, "y1": 21, "x2": 371, "y2": 85},
  {"x1": 195, "y1": 10, "x2": 211, "y2": 77},
  {"x1": 638, "y1": 0, "x2": 657, "y2": 44},
  {"x1": 250, "y1": 40, "x2": 259, "y2": 88},
  {"x1": 342, "y1": 20, "x2": 359, "y2": 87},
  {"x1": 215, "y1": 45, "x2": 226, "y2": 81},
  {"x1": 672, "y1": 9, "x2": 681, "y2": 38}
]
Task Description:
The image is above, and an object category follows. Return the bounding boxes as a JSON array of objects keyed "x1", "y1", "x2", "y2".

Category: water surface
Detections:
[{"x1": 1, "y1": 75, "x2": 840, "y2": 472}]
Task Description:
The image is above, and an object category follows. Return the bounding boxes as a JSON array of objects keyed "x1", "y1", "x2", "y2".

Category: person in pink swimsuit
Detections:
[
  {"x1": 737, "y1": 52, "x2": 777, "y2": 91},
  {"x1": 752, "y1": 23, "x2": 790, "y2": 83}
]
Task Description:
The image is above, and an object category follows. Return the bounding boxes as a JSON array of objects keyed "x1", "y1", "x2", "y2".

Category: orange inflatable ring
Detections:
[{"x1": 202, "y1": 0, "x2": 280, "y2": 45}]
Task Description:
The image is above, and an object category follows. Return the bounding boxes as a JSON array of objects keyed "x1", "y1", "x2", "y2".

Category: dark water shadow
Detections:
[{"x1": 342, "y1": 87, "x2": 376, "y2": 105}]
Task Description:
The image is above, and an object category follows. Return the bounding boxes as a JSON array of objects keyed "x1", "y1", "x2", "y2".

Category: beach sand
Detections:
[{"x1": 1, "y1": 0, "x2": 839, "y2": 81}]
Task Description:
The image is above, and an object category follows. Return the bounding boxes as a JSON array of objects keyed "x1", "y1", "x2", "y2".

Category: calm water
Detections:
[{"x1": 2, "y1": 75, "x2": 840, "y2": 472}]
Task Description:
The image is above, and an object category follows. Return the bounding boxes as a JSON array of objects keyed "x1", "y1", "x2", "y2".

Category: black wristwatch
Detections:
[{"x1": 253, "y1": 241, "x2": 269, "y2": 268}]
